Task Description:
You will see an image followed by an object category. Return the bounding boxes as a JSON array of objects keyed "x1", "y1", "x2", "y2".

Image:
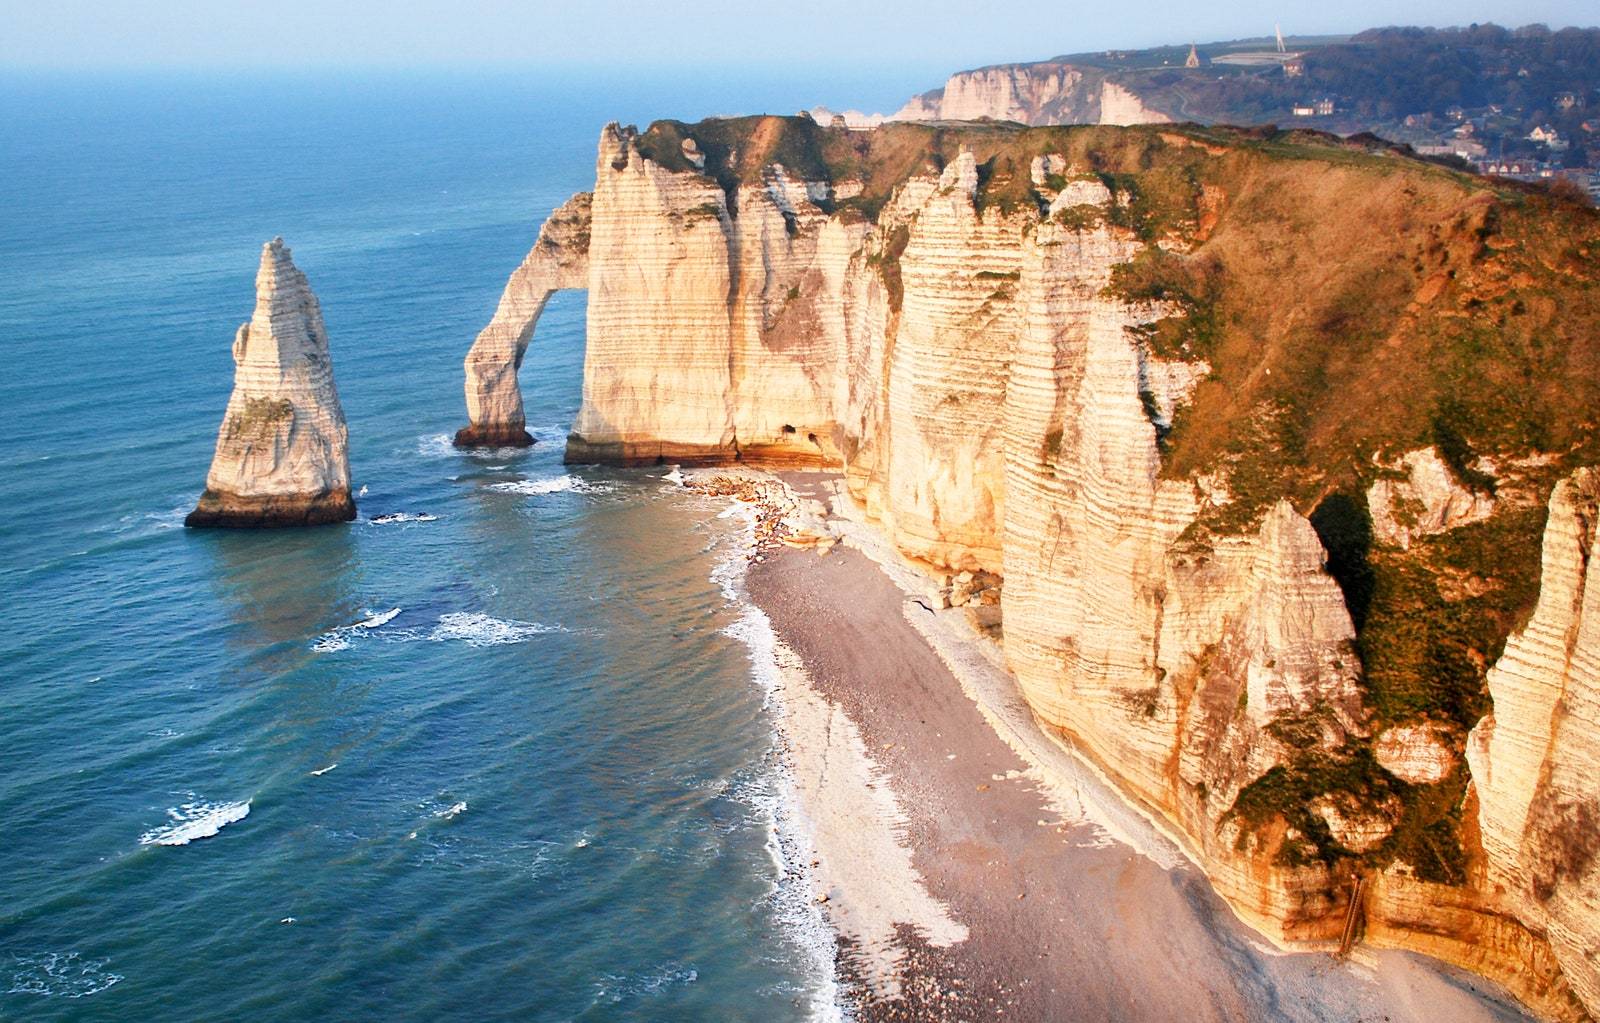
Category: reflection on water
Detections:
[{"x1": 199, "y1": 525, "x2": 362, "y2": 652}]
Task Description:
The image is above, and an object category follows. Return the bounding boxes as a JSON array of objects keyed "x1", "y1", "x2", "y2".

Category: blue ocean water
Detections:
[{"x1": 0, "y1": 68, "x2": 932, "y2": 1020}]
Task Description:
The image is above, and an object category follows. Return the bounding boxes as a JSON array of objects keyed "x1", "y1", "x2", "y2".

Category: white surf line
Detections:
[
  {"x1": 707, "y1": 484, "x2": 929, "y2": 1017},
  {"x1": 310, "y1": 763, "x2": 338, "y2": 777},
  {"x1": 766, "y1": 633, "x2": 969, "y2": 997}
]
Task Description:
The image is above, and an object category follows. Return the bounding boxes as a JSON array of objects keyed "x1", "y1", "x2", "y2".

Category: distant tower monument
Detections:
[
  {"x1": 1276, "y1": 23, "x2": 1287, "y2": 53},
  {"x1": 1185, "y1": 44, "x2": 1201, "y2": 68}
]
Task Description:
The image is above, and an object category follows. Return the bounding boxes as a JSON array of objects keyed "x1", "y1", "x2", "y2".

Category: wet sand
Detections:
[{"x1": 739, "y1": 472, "x2": 1533, "y2": 1023}]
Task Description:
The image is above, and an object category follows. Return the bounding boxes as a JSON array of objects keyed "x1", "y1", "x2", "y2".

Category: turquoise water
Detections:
[{"x1": 0, "y1": 70, "x2": 927, "y2": 1020}]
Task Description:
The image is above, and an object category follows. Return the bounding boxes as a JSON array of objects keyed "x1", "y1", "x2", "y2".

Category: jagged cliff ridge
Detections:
[
  {"x1": 188, "y1": 239, "x2": 355, "y2": 528},
  {"x1": 483, "y1": 115, "x2": 1600, "y2": 1019}
]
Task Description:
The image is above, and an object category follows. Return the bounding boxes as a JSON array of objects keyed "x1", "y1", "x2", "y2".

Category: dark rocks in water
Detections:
[
  {"x1": 452, "y1": 423, "x2": 535, "y2": 448},
  {"x1": 185, "y1": 488, "x2": 356, "y2": 528}
]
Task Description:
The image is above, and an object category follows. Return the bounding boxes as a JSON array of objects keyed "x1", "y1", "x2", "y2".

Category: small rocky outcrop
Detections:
[
  {"x1": 455, "y1": 192, "x2": 591, "y2": 447},
  {"x1": 1367, "y1": 447, "x2": 1496, "y2": 549},
  {"x1": 1310, "y1": 792, "x2": 1402, "y2": 853},
  {"x1": 187, "y1": 239, "x2": 355, "y2": 528},
  {"x1": 1373, "y1": 722, "x2": 1458, "y2": 785}
]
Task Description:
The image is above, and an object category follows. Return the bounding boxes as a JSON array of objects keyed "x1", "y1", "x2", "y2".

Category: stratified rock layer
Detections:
[
  {"x1": 477, "y1": 116, "x2": 1600, "y2": 1021},
  {"x1": 1468, "y1": 468, "x2": 1600, "y2": 1013},
  {"x1": 187, "y1": 239, "x2": 354, "y2": 528}
]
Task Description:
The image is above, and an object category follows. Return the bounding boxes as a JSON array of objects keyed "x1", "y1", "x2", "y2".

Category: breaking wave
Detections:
[
  {"x1": 488, "y1": 475, "x2": 611, "y2": 497},
  {"x1": 139, "y1": 798, "x2": 251, "y2": 847},
  {"x1": 312, "y1": 607, "x2": 402, "y2": 651},
  {"x1": 368, "y1": 512, "x2": 438, "y2": 525},
  {"x1": 590, "y1": 963, "x2": 700, "y2": 1007},
  {"x1": 415, "y1": 433, "x2": 455, "y2": 458},
  {"x1": 427, "y1": 613, "x2": 563, "y2": 647},
  {"x1": 109, "y1": 503, "x2": 190, "y2": 534},
  {"x1": 312, "y1": 610, "x2": 564, "y2": 652}
]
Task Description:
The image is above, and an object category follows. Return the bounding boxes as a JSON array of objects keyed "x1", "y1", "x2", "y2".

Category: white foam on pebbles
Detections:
[{"x1": 714, "y1": 488, "x2": 960, "y2": 1011}]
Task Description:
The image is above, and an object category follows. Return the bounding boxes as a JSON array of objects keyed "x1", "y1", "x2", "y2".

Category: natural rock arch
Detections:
[{"x1": 455, "y1": 192, "x2": 592, "y2": 447}]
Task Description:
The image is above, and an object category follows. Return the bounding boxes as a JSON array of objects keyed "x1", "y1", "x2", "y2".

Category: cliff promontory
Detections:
[
  {"x1": 188, "y1": 238, "x2": 355, "y2": 528},
  {"x1": 470, "y1": 115, "x2": 1600, "y2": 1019}
]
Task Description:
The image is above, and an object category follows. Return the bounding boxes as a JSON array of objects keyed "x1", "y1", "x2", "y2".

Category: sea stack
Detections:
[{"x1": 186, "y1": 238, "x2": 356, "y2": 528}]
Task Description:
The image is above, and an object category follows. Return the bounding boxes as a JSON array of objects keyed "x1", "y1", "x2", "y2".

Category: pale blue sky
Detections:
[{"x1": 2, "y1": 0, "x2": 1595, "y2": 72}]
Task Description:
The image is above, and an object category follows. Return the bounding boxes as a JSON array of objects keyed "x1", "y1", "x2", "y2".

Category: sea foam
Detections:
[
  {"x1": 312, "y1": 608, "x2": 402, "y2": 651},
  {"x1": 709, "y1": 504, "x2": 845, "y2": 1023},
  {"x1": 488, "y1": 475, "x2": 610, "y2": 496},
  {"x1": 591, "y1": 964, "x2": 699, "y2": 1007},
  {"x1": 415, "y1": 433, "x2": 455, "y2": 458},
  {"x1": 4, "y1": 952, "x2": 123, "y2": 998},
  {"x1": 312, "y1": 609, "x2": 563, "y2": 652},
  {"x1": 368, "y1": 512, "x2": 438, "y2": 525},
  {"x1": 427, "y1": 613, "x2": 562, "y2": 647},
  {"x1": 139, "y1": 798, "x2": 251, "y2": 847}
]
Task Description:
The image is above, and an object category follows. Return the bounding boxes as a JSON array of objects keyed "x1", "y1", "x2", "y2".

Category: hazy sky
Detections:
[{"x1": 3, "y1": 0, "x2": 1596, "y2": 72}]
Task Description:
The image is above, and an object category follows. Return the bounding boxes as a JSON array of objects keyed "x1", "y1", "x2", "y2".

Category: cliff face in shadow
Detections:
[{"x1": 474, "y1": 115, "x2": 1600, "y2": 1021}]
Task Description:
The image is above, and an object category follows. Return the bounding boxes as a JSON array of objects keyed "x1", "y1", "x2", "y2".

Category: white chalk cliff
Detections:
[
  {"x1": 188, "y1": 238, "x2": 354, "y2": 527},
  {"x1": 1468, "y1": 468, "x2": 1600, "y2": 1014},
  {"x1": 893, "y1": 63, "x2": 1172, "y2": 126},
  {"x1": 469, "y1": 118, "x2": 1600, "y2": 1021},
  {"x1": 1368, "y1": 447, "x2": 1497, "y2": 550}
]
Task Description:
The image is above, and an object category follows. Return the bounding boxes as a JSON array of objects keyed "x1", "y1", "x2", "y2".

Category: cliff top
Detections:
[{"x1": 632, "y1": 114, "x2": 1531, "y2": 221}]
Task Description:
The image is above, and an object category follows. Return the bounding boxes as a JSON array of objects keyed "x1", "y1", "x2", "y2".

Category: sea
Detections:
[{"x1": 0, "y1": 67, "x2": 934, "y2": 1021}]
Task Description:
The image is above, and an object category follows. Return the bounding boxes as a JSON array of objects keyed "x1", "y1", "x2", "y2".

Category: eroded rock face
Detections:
[
  {"x1": 566, "y1": 124, "x2": 865, "y2": 466},
  {"x1": 1098, "y1": 81, "x2": 1172, "y2": 125},
  {"x1": 1311, "y1": 792, "x2": 1401, "y2": 853},
  {"x1": 1468, "y1": 468, "x2": 1600, "y2": 1011},
  {"x1": 187, "y1": 239, "x2": 354, "y2": 528},
  {"x1": 457, "y1": 192, "x2": 592, "y2": 447},
  {"x1": 560, "y1": 122, "x2": 1369, "y2": 899},
  {"x1": 1367, "y1": 447, "x2": 1496, "y2": 549}
]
